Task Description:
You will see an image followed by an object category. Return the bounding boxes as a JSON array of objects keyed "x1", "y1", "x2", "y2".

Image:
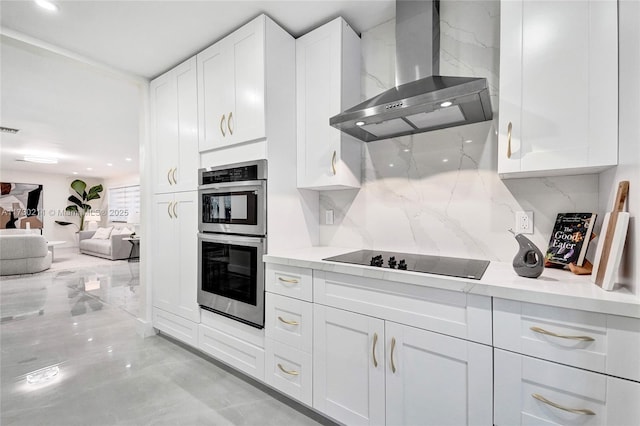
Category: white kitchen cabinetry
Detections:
[
  {"x1": 152, "y1": 191, "x2": 199, "y2": 344},
  {"x1": 495, "y1": 349, "x2": 640, "y2": 426},
  {"x1": 296, "y1": 17, "x2": 362, "y2": 190},
  {"x1": 197, "y1": 15, "x2": 266, "y2": 151},
  {"x1": 313, "y1": 304, "x2": 493, "y2": 426},
  {"x1": 498, "y1": 0, "x2": 618, "y2": 178},
  {"x1": 264, "y1": 264, "x2": 314, "y2": 405},
  {"x1": 312, "y1": 271, "x2": 493, "y2": 425},
  {"x1": 493, "y1": 299, "x2": 640, "y2": 426},
  {"x1": 150, "y1": 57, "x2": 199, "y2": 194}
]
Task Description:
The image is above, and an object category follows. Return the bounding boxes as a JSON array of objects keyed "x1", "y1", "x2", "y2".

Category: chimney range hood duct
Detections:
[{"x1": 330, "y1": 0, "x2": 493, "y2": 142}]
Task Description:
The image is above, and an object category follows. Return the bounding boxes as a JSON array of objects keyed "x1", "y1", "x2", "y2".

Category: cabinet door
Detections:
[
  {"x1": 498, "y1": 0, "x2": 617, "y2": 178},
  {"x1": 386, "y1": 322, "x2": 493, "y2": 426},
  {"x1": 296, "y1": 17, "x2": 361, "y2": 190},
  {"x1": 174, "y1": 58, "x2": 199, "y2": 191},
  {"x1": 152, "y1": 193, "x2": 178, "y2": 312},
  {"x1": 173, "y1": 191, "x2": 198, "y2": 322},
  {"x1": 313, "y1": 305, "x2": 385, "y2": 425},
  {"x1": 197, "y1": 40, "x2": 233, "y2": 151},
  {"x1": 150, "y1": 71, "x2": 178, "y2": 194},
  {"x1": 228, "y1": 16, "x2": 265, "y2": 145}
]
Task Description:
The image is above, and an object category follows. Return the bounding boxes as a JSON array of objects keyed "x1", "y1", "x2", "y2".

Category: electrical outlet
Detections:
[
  {"x1": 325, "y1": 210, "x2": 334, "y2": 225},
  {"x1": 515, "y1": 210, "x2": 534, "y2": 234}
]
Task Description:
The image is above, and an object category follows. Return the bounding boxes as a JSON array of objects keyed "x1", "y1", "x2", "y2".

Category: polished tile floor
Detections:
[{"x1": 1, "y1": 249, "x2": 324, "y2": 425}]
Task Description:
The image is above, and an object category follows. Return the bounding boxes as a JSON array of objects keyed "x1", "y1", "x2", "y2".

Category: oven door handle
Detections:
[
  {"x1": 198, "y1": 180, "x2": 265, "y2": 191},
  {"x1": 198, "y1": 233, "x2": 266, "y2": 245}
]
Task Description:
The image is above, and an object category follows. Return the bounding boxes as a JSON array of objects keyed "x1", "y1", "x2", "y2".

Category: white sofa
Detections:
[
  {"x1": 78, "y1": 227, "x2": 134, "y2": 260},
  {"x1": 0, "y1": 234, "x2": 52, "y2": 275}
]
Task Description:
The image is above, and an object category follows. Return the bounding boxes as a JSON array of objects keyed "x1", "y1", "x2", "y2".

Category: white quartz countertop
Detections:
[{"x1": 263, "y1": 247, "x2": 640, "y2": 319}]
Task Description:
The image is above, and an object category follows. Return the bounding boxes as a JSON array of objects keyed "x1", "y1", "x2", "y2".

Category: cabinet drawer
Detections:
[
  {"x1": 198, "y1": 323, "x2": 265, "y2": 382},
  {"x1": 314, "y1": 271, "x2": 492, "y2": 345},
  {"x1": 265, "y1": 339, "x2": 312, "y2": 406},
  {"x1": 153, "y1": 307, "x2": 198, "y2": 347},
  {"x1": 494, "y1": 298, "x2": 640, "y2": 381},
  {"x1": 265, "y1": 264, "x2": 313, "y2": 302},
  {"x1": 265, "y1": 293, "x2": 312, "y2": 353},
  {"x1": 495, "y1": 349, "x2": 640, "y2": 426}
]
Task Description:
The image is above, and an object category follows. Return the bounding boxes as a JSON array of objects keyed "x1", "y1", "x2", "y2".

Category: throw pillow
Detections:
[
  {"x1": 112, "y1": 227, "x2": 134, "y2": 235},
  {"x1": 91, "y1": 226, "x2": 113, "y2": 239}
]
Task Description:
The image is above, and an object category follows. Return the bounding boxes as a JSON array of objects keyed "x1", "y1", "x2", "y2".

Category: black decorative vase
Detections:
[{"x1": 510, "y1": 230, "x2": 544, "y2": 278}]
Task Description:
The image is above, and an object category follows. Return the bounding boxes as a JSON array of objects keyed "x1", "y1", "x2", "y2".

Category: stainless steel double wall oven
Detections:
[{"x1": 198, "y1": 160, "x2": 267, "y2": 328}]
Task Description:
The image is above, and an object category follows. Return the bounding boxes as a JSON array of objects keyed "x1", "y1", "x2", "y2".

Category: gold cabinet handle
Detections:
[
  {"x1": 167, "y1": 201, "x2": 174, "y2": 219},
  {"x1": 372, "y1": 333, "x2": 379, "y2": 368},
  {"x1": 167, "y1": 169, "x2": 173, "y2": 185},
  {"x1": 220, "y1": 114, "x2": 226, "y2": 137},
  {"x1": 277, "y1": 363, "x2": 299, "y2": 376},
  {"x1": 507, "y1": 121, "x2": 512, "y2": 159},
  {"x1": 228, "y1": 111, "x2": 233, "y2": 135},
  {"x1": 171, "y1": 168, "x2": 177, "y2": 185},
  {"x1": 172, "y1": 201, "x2": 178, "y2": 219},
  {"x1": 277, "y1": 277, "x2": 299, "y2": 285},
  {"x1": 278, "y1": 316, "x2": 299, "y2": 326},
  {"x1": 390, "y1": 337, "x2": 397, "y2": 373},
  {"x1": 331, "y1": 150, "x2": 337, "y2": 175},
  {"x1": 532, "y1": 393, "x2": 595, "y2": 415},
  {"x1": 530, "y1": 326, "x2": 595, "y2": 342}
]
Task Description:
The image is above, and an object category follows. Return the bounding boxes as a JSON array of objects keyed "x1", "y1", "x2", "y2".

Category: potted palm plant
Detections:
[{"x1": 55, "y1": 179, "x2": 103, "y2": 231}]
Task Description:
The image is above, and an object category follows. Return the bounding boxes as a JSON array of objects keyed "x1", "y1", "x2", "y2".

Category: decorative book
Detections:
[{"x1": 545, "y1": 213, "x2": 597, "y2": 267}]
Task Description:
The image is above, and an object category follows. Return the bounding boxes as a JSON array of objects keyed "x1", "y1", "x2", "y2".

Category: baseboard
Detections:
[{"x1": 136, "y1": 317, "x2": 157, "y2": 338}]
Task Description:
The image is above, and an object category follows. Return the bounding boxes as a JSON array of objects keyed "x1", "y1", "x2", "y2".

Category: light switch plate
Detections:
[{"x1": 325, "y1": 210, "x2": 334, "y2": 225}]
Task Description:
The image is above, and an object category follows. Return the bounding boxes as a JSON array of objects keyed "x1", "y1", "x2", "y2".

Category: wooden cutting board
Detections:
[{"x1": 591, "y1": 181, "x2": 630, "y2": 291}]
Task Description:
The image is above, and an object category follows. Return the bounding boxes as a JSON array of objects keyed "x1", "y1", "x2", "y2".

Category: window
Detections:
[{"x1": 108, "y1": 185, "x2": 140, "y2": 222}]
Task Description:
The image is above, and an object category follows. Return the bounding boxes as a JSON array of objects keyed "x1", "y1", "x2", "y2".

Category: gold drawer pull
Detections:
[
  {"x1": 172, "y1": 201, "x2": 178, "y2": 218},
  {"x1": 372, "y1": 332, "x2": 379, "y2": 368},
  {"x1": 278, "y1": 316, "x2": 299, "y2": 326},
  {"x1": 277, "y1": 363, "x2": 299, "y2": 376},
  {"x1": 220, "y1": 114, "x2": 226, "y2": 137},
  {"x1": 167, "y1": 169, "x2": 173, "y2": 185},
  {"x1": 278, "y1": 277, "x2": 299, "y2": 285},
  {"x1": 331, "y1": 150, "x2": 337, "y2": 175},
  {"x1": 390, "y1": 337, "x2": 397, "y2": 373},
  {"x1": 530, "y1": 326, "x2": 595, "y2": 342},
  {"x1": 171, "y1": 168, "x2": 177, "y2": 185},
  {"x1": 167, "y1": 201, "x2": 174, "y2": 219},
  {"x1": 228, "y1": 111, "x2": 234, "y2": 135},
  {"x1": 507, "y1": 121, "x2": 512, "y2": 158},
  {"x1": 532, "y1": 393, "x2": 595, "y2": 415}
]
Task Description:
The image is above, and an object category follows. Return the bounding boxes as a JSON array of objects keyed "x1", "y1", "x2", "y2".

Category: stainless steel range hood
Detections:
[{"x1": 330, "y1": 0, "x2": 493, "y2": 142}]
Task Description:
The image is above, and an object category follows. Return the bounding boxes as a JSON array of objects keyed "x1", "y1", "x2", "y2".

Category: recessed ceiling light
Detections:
[
  {"x1": 107, "y1": 163, "x2": 113, "y2": 167},
  {"x1": 125, "y1": 158, "x2": 132, "y2": 162},
  {"x1": 35, "y1": 0, "x2": 58, "y2": 12},
  {"x1": 86, "y1": 167, "x2": 93, "y2": 171},
  {"x1": 403, "y1": 148, "x2": 410, "y2": 152},
  {"x1": 442, "y1": 158, "x2": 449, "y2": 163},
  {"x1": 440, "y1": 101, "x2": 453, "y2": 108},
  {"x1": 464, "y1": 139, "x2": 473, "y2": 144},
  {"x1": 23, "y1": 156, "x2": 58, "y2": 164},
  {"x1": 72, "y1": 172, "x2": 78, "y2": 175},
  {"x1": 355, "y1": 121, "x2": 365, "y2": 126},
  {"x1": 389, "y1": 163, "x2": 394, "y2": 167}
]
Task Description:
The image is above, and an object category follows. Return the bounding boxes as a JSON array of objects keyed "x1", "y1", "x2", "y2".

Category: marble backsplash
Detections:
[{"x1": 319, "y1": 1, "x2": 601, "y2": 263}]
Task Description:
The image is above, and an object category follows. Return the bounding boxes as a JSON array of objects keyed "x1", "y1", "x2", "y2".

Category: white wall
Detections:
[
  {"x1": 0, "y1": 169, "x2": 103, "y2": 247},
  {"x1": 320, "y1": 1, "x2": 637, "y2": 296}
]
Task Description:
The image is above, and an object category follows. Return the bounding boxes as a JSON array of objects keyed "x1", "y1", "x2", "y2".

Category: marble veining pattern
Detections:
[{"x1": 320, "y1": 1, "x2": 600, "y2": 262}]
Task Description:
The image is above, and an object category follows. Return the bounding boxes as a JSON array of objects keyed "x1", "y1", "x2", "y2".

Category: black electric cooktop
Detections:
[{"x1": 323, "y1": 249, "x2": 490, "y2": 280}]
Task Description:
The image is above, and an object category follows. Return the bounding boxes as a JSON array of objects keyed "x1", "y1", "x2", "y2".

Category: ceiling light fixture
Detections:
[
  {"x1": 125, "y1": 158, "x2": 132, "y2": 162},
  {"x1": 72, "y1": 172, "x2": 79, "y2": 175},
  {"x1": 355, "y1": 121, "x2": 365, "y2": 126},
  {"x1": 23, "y1": 156, "x2": 58, "y2": 164},
  {"x1": 86, "y1": 167, "x2": 93, "y2": 171},
  {"x1": 107, "y1": 163, "x2": 113, "y2": 167},
  {"x1": 35, "y1": 0, "x2": 58, "y2": 12},
  {"x1": 440, "y1": 101, "x2": 453, "y2": 108}
]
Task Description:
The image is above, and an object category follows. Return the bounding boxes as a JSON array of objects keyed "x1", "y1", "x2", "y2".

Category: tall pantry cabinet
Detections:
[{"x1": 149, "y1": 57, "x2": 200, "y2": 345}]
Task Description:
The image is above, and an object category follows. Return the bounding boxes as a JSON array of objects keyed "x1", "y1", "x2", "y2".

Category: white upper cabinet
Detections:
[
  {"x1": 150, "y1": 57, "x2": 199, "y2": 194},
  {"x1": 498, "y1": 0, "x2": 618, "y2": 178},
  {"x1": 296, "y1": 17, "x2": 362, "y2": 190},
  {"x1": 198, "y1": 16, "x2": 266, "y2": 151}
]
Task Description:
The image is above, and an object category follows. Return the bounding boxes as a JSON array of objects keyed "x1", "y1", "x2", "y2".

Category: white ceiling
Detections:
[{"x1": 0, "y1": 0, "x2": 395, "y2": 180}]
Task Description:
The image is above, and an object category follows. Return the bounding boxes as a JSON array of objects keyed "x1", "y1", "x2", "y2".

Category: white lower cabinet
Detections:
[
  {"x1": 313, "y1": 304, "x2": 493, "y2": 426},
  {"x1": 495, "y1": 349, "x2": 640, "y2": 426}
]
